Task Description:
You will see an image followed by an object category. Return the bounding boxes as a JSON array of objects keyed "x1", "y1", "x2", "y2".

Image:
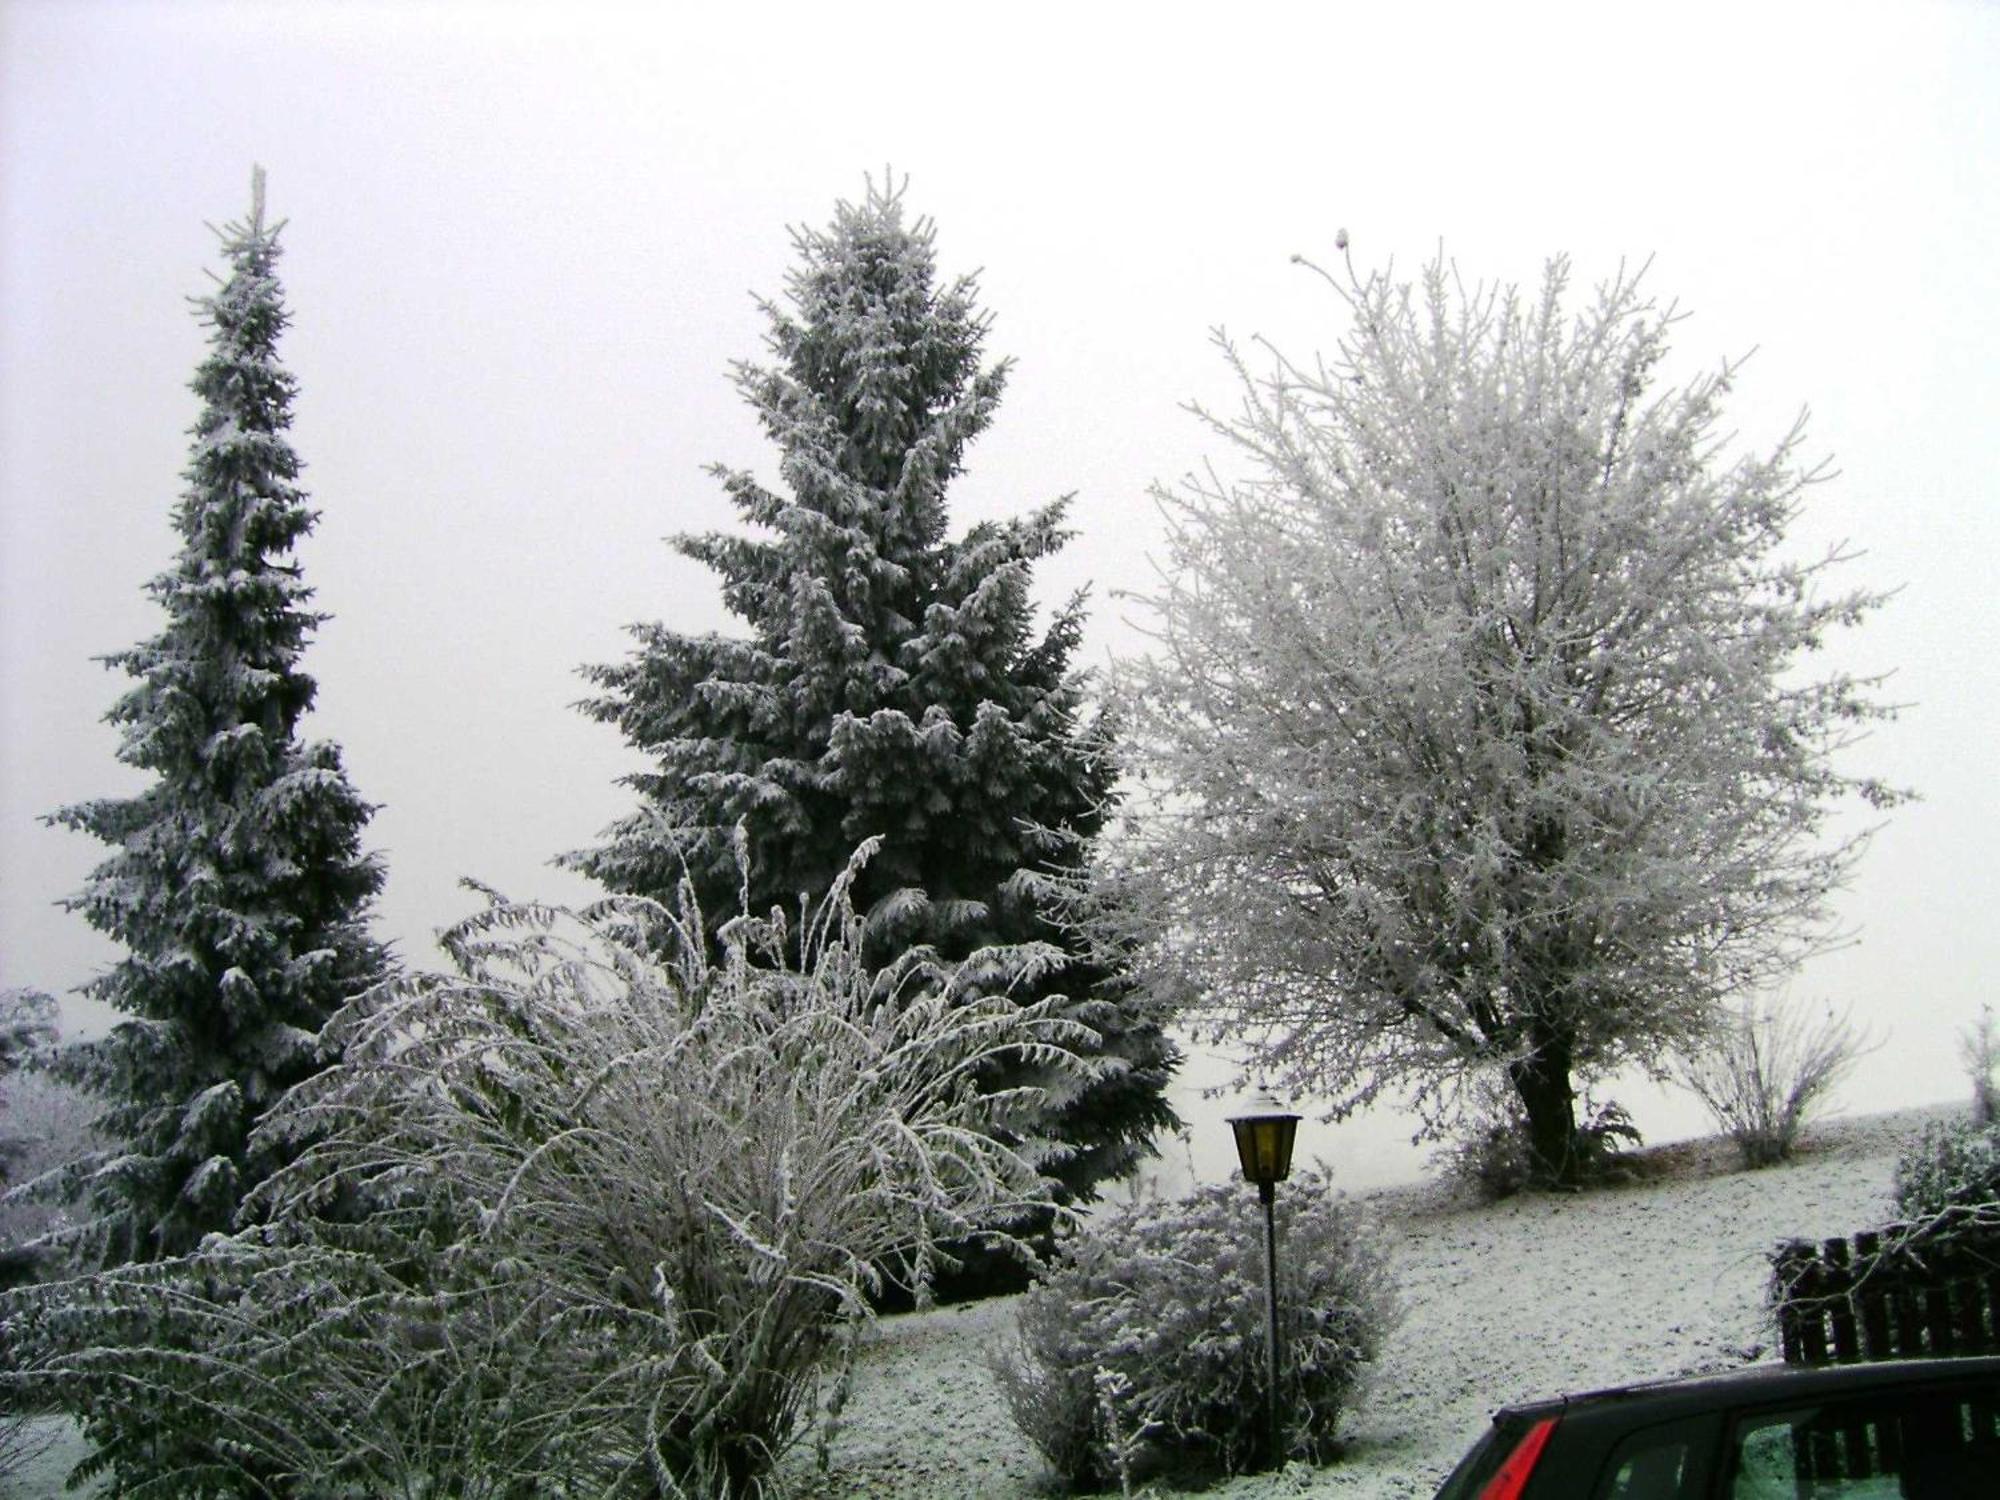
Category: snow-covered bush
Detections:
[
  {"x1": 1894, "y1": 1117, "x2": 2000, "y2": 1222},
  {"x1": 1432, "y1": 1102, "x2": 1535, "y2": 1201},
  {"x1": 1574, "y1": 1097, "x2": 1644, "y2": 1178},
  {"x1": 2, "y1": 846, "x2": 1092, "y2": 1498},
  {"x1": 1432, "y1": 1091, "x2": 1638, "y2": 1200},
  {"x1": 1, "y1": 990, "x2": 66, "y2": 1290},
  {"x1": 1676, "y1": 998, "x2": 1871, "y2": 1168},
  {"x1": 992, "y1": 1169, "x2": 1395, "y2": 1487}
]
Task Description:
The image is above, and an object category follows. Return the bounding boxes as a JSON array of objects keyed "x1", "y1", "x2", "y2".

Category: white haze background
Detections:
[{"x1": 3, "y1": 0, "x2": 1996, "y2": 1190}]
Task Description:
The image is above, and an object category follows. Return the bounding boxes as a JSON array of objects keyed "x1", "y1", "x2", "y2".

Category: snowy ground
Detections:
[
  {"x1": 782, "y1": 1104, "x2": 1951, "y2": 1500},
  {"x1": 5, "y1": 1104, "x2": 1953, "y2": 1499}
]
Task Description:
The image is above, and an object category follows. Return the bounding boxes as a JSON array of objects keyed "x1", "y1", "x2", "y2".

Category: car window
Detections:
[
  {"x1": 1591, "y1": 1416, "x2": 1709, "y2": 1500},
  {"x1": 1726, "y1": 1380, "x2": 2000, "y2": 1499}
]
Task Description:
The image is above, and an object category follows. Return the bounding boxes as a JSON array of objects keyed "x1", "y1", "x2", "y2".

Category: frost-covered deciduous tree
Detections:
[
  {"x1": 1105, "y1": 248, "x2": 1904, "y2": 1184},
  {"x1": 1, "y1": 1062, "x2": 104, "y2": 1284},
  {"x1": 3, "y1": 848, "x2": 1092, "y2": 1499},
  {"x1": 44, "y1": 170, "x2": 388, "y2": 1264},
  {"x1": 0, "y1": 990, "x2": 56, "y2": 1081},
  {"x1": 1, "y1": 989, "x2": 63, "y2": 1283},
  {"x1": 569, "y1": 177, "x2": 1177, "y2": 1207}
]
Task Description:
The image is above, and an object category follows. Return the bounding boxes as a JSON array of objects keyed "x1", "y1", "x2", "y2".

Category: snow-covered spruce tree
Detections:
[
  {"x1": 45, "y1": 170, "x2": 388, "y2": 1265},
  {"x1": 1102, "y1": 247, "x2": 1904, "y2": 1186},
  {"x1": 3, "y1": 849, "x2": 1092, "y2": 1499},
  {"x1": 569, "y1": 178, "x2": 1177, "y2": 1211}
]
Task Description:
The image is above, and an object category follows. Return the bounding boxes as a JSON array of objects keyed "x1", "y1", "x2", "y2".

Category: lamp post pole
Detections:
[
  {"x1": 1227, "y1": 1091, "x2": 1301, "y2": 1471},
  {"x1": 1259, "y1": 1176, "x2": 1280, "y2": 1467}
]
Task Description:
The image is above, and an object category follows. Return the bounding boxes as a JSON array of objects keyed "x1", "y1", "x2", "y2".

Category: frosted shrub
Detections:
[
  {"x1": 3, "y1": 846, "x2": 1091, "y2": 1498},
  {"x1": 1575, "y1": 1098, "x2": 1644, "y2": 1177},
  {"x1": 1431, "y1": 1091, "x2": 1637, "y2": 1199},
  {"x1": 993, "y1": 1169, "x2": 1394, "y2": 1487},
  {"x1": 1895, "y1": 1117, "x2": 2000, "y2": 1222},
  {"x1": 1432, "y1": 1103, "x2": 1535, "y2": 1201},
  {"x1": 1676, "y1": 998, "x2": 1871, "y2": 1168}
]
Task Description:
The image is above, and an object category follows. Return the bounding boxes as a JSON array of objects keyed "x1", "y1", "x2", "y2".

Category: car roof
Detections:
[{"x1": 1493, "y1": 1355, "x2": 2000, "y2": 1426}]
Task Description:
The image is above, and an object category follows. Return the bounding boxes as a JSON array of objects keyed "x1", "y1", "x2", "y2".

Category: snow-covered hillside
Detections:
[{"x1": 785, "y1": 1105, "x2": 1950, "y2": 1500}]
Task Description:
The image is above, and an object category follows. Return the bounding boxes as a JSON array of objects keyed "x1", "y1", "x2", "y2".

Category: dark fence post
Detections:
[
  {"x1": 1854, "y1": 1229, "x2": 1891, "y2": 1359},
  {"x1": 1799, "y1": 1245, "x2": 1832, "y2": 1365},
  {"x1": 1825, "y1": 1235, "x2": 1861, "y2": 1363},
  {"x1": 1887, "y1": 1260, "x2": 1926, "y2": 1357},
  {"x1": 1984, "y1": 1233, "x2": 2000, "y2": 1349},
  {"x1": 1774, "y1": 1239, "x2": 1815, "y2": 1366}
]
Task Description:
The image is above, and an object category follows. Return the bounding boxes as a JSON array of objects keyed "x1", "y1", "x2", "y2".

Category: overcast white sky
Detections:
[{"x1": 3, "y1": 0, "x2": 1995, "y2": 1188}]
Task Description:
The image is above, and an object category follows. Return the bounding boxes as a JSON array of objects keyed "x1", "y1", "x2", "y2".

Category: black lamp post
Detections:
[{"x1": 1227, "y1": 1089, "x2": 1301, "y2": 1470}]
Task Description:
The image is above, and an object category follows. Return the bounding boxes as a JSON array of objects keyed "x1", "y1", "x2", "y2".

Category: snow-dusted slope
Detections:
[{"x1": 788, "y1": 1105, "x2": 1950, "y2": 1500}]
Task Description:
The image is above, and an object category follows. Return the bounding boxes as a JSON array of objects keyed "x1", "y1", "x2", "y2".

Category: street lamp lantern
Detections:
[
  {"x1": 1225, "y1": 1090, "x2": 1302, "y2": 1470},
  {"x1": 1227, "y1": 1091, "x2": 1301, "y2": 1195}
]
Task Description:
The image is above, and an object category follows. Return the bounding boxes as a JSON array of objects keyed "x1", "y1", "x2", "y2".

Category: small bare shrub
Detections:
[
  {"x1": 992, "y1": 1169, "x2": 1396, "y2": 1487},
  {"x1": 1676, "y1": 996, "x2": 1873, "y2": 1168}
]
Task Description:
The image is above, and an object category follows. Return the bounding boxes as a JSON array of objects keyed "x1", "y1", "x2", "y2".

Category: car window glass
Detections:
[
  {"x1": 1591, "y1": 1421, "x2": 1698, "y2": 1499},
  {"x1": 1726, "y1": 1381, "x2": 2000, "y2": 1499}
]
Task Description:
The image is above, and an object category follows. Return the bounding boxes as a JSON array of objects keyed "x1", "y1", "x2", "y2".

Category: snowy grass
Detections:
[{"x1": 4, "y1": 1104, "x2": 1954, "y2": 1499}]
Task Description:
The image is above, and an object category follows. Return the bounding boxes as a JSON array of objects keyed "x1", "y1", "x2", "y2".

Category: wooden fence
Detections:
[{"x1": 1771, "y1": 1214, "x2": 2000, "y2": 1365}]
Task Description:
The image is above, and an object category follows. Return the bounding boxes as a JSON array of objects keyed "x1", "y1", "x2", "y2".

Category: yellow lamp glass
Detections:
[{"x1": 1226, "y1": 1091, "x2": 1301, "y2": 1185}]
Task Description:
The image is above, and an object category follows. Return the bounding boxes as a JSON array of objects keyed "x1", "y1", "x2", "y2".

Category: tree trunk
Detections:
[{"x1": 1508, "y1": 1030, "x2": 1579, "y2": 1188}]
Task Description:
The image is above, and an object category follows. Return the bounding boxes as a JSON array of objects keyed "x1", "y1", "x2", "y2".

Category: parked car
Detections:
[{"x1": 1432, "y1": 1354, "x2": 2000, "y2": 1498}]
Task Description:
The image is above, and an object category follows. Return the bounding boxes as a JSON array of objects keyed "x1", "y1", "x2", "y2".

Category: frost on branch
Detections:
[{"x1": 3, "y1": 844, "x2": 1095, "y2": 1498}]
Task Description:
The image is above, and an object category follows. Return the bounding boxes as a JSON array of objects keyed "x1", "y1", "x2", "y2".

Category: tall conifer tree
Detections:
[
  {"x1": 571, "y1": 178, "x2": 1177, "y2": 1202},
  {"x1": 49, "y1": 170, "x2": 388, "y2": 1264}
]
